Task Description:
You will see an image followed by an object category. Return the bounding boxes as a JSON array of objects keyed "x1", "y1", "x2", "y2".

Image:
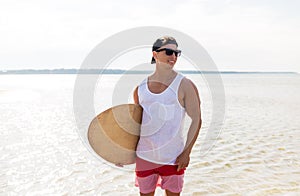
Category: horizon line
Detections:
[{"x1": 0, "y1": 68, "x2": 298, "y2": 75}]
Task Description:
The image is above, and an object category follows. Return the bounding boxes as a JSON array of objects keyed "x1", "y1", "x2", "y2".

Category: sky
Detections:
[{"x1": 0, "y1": 0, "x2": 299, "y2": 72}]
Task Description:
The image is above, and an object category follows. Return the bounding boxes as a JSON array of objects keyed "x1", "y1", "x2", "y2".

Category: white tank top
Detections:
[{"x1": 136, "y1": 73, "x2": 186, "y2": 165}]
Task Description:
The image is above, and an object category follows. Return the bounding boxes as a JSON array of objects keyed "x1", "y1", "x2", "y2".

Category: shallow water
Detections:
[{"x1": 0, "y1": 74, "x2": 299, "y2": 195}]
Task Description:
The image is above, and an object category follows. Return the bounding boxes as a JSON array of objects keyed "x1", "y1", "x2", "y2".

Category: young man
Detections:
[{"x1": 133, "y1": 36, "x2": 202, "y2": 196}]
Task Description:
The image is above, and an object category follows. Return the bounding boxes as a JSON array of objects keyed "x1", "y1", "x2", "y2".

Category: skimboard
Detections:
[{"x1": 88, "y1": 104, "x2": 143, "y2": 165}]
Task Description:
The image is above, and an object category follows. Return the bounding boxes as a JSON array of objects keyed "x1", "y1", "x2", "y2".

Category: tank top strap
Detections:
[
  {"x1": 138, "y1": 78, "x2": 147, "y2": 90},
  {"x1": 140, "y1": 78, "x2": 147, "y2": 87},
  {"x1": 169, "y1": 73, "x2": 184, "y2": 94}
]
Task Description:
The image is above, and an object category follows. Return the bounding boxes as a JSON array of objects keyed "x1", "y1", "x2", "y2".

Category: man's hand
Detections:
[{"x1": 175, "y1": 151, "x2": 190, "y2": 171}]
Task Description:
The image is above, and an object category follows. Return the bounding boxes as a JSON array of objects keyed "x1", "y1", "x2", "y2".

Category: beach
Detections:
[{"x1": 0, "y1": 73, "x2": 299, "y2": 195}]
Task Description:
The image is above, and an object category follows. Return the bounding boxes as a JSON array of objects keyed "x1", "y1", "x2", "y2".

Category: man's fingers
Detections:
[{"x1": 177, "y1": 164, "x2": 184, "y2": 172}]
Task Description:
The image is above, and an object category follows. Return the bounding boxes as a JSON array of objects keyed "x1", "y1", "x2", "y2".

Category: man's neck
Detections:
[{"x1": 150, "y1": 69, "x2": 177, "y2": 84}]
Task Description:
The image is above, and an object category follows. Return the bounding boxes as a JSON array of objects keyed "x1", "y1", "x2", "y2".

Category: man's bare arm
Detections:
[
  {"x1": 176, "y1": 78, "x2": 202, "y2": 171},
  {"x1": 133, "y1": 86, "x2": 139, "y2": 104}
]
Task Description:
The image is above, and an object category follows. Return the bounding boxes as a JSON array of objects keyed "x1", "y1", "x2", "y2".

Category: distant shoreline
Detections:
[{"x1": 0, "y1": 69, "x2": 298, "y2": 75}]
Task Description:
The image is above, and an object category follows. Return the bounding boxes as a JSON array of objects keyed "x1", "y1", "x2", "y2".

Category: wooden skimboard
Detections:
[{"x1": 88, "y1": 104, "x2": 142, "y2": 165}]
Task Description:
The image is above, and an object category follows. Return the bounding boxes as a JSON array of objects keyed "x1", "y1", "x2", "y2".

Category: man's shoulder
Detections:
[{"x1": 180, "y1": 77, "x2": 196, "y2": 89}]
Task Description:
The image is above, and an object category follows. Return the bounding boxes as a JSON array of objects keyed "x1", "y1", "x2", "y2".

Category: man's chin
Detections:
[
  {"x1": 164, "y1": 63, "x2": 174, "y2": 69},
  {"x1": 168, "y1": 62, "x2": 175, "y2": 68},
  {"x1": 158, "y1": 61, "x2": 176, "y2": 69}
]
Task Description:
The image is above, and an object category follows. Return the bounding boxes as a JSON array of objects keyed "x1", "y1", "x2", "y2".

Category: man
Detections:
[{"x1": 133, "y1": 36, "x2": 202, "y2": 196}]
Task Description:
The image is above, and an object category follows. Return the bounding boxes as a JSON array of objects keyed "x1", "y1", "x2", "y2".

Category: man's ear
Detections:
[{"x1": 152, "y1": 51, "x2": 157, "y2": 61}]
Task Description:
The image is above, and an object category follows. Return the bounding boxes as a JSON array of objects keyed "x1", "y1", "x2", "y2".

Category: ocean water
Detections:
[{"x1": 0, "y1": 73, "x2": 299, "y2": 196}]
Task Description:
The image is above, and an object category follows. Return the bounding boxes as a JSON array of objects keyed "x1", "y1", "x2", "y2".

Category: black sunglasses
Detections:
[{"x1": 155, "y1": 48, "x2": 181, "y2": 57}]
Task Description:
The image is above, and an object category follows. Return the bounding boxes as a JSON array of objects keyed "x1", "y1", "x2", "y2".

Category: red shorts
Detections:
[{"x1": 135, "y1": 157, "x2": 185, "y2": 194}]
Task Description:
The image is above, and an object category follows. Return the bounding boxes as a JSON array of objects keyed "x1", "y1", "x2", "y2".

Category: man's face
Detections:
[{"x1": 153, "y1": 44, "x2": 180, "y2": 68}]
